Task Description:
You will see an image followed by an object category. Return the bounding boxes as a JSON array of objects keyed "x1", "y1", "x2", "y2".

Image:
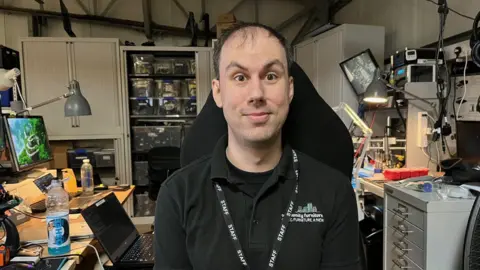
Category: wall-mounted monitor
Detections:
[{"x1": 339, "y1": 49, "x2": 380, "y2": 96}]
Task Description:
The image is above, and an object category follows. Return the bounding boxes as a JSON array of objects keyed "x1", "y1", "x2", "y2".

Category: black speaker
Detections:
[{"x1": 471, "y1": 11, "x2": 480, "y2": 67}]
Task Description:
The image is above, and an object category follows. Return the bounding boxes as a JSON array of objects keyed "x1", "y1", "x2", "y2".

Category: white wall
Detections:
[
  {"x1": 0, "y1": 0, "x2": 306, "y2": 51},
  {"x1": 334, "y1": 0, "x2": 479, "y2": 56}
]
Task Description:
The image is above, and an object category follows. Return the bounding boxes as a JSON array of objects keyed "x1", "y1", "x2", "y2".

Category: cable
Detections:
[
  {"x1": 456, "y1": 52, "x2": 469, "y2": 117},
  {"x1": 425, "y1": 0, "x2": 475, "y2": 20},
  {"x1": 86, "y1": 244, "x2": 105, "y2": 270},
  {"x1": 452, "y1": 75, "x2": 457, "y2": 120},
  {"x1": 13, "y1": 208, "x2": 46, "y2": 219}
]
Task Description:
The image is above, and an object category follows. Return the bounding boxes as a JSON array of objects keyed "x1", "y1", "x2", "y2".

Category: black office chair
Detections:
[
  {"x1": 180, "y1": 61, "x2": 367, "y2": 269},
  {"x1": 147, "y1": 146, "x2": 181, "y2": 201}
]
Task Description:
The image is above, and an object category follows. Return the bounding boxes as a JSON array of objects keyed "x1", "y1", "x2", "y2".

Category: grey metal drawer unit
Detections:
[{"x1": 384, "y1": 183, "x2": 474, "y2": 270}]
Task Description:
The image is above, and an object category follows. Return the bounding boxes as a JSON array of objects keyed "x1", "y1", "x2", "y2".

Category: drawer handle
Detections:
[
  {"x1": 393, "y1": 258, "x2": 412, "y2": 269},
  {"x1": 393, "y1": 241, "x2": 412, "y2": 252},
  {"x1": 393, "y1": 225, "x2": 413, "y2": 235}
]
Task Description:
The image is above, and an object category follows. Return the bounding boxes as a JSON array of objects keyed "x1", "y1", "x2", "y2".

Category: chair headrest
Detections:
[{"x1": 180, "y1": 61, "x2": 354, "y2": 177}]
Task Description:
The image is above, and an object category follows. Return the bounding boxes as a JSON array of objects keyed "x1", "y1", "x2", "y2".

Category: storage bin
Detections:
[
  {"x1": 132, "y1": 126, "x2": 182, "y2": 150},
  {"x1": 184, "y1": 97, "x2": 197, "y2": 115},
  {"x1": 189, "y1": 59, "x2": 196, "y2": 75},
  {"x1": 134, "y1": 192, "x2": 156, "y2": 217},
  {"x1": 154, "y1": 80, "x2": 164, "y2": 97},
  {"x1": 159, "y1": 97, "x2": 181, "y2": 115},
  {"x1": 162, "y1": 80, "x2": 180, "y2": 97},
  {"x1": 67, "y1": 148, "x2": 101, "y2": 168},
  {"x1": 186, "y1": 79, "x2": 197, "y2": 97},
  {"x1": 154, "y1": 58, "x2": 174, "y2": 75},
  {"x1": 130, "y1": 97, "x2": 156, "y2": 115},
  {"x1": 130, "y1": 78, "x2": 154, "y2": 97},
  {"x1": 131, "y1": 54, "x2": 154, "y2": 75},
  {"x1": 173, "y1": 58, "x2": 190, "y2": 74},
  {"x1": 133, "y1": 161, "x2": 149, "y2": 186},
  {"x1": 93, "y1": 149, "x2": 115, "y2": 168}
]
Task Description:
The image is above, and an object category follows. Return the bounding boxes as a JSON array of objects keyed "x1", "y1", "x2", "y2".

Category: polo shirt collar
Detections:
[{"x1": 210, "y1": 134, "x2": 297, "y2": 182}]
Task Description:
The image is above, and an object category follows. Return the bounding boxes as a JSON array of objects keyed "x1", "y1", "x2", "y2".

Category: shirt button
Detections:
[{"x1": 253, "y1": 219, "x2": 259, "y2": 225}]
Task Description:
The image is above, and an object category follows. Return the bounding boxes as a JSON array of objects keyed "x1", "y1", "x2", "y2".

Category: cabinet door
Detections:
[
  {"x1": 315, "y1": 31, "x2": 343, "y2": 108},
  {"x1": 70, "y1": 41, "x2": 122, "y2": 136},
  {"x1": 22, "y1": 41, "x2": 72, "y2": 137},
  {"x1": 294, "y1": 41, "x2": 316, "y2": 89}
]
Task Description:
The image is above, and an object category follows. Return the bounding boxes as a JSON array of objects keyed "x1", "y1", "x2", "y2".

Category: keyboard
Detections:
[{"x1": 121, "y1": 234, "x2": 154, "y2": 262}]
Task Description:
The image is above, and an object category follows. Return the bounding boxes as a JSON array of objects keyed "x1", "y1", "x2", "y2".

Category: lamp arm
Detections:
[
  {"x1": 386, "y1": 83, "x2": 438, "y2": 117},
  {"x1": 15, "y1": 91, "x2": 73, "y2": 115}
]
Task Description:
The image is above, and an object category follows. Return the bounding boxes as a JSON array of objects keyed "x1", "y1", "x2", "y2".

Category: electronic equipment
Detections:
[
  {"x1": 470, "y1": 10, "x2": 480, "y2": 67},
  {"x1": 3, "y1": 115, "x2": 53, "y2": 172},
  {"x1": 456, "y1": 121, "x2": 480, "y2": 161},
  {"x1": 0, "y1": 184, "x2": 22, "y2": 258},
  {"x1": 35, "y1": 257, "x2": 68, "y2": 270},
  {"x1": 81, "y1": 193, "x2": 154, "y2": 268},
  {"x1": 393, "y1": 64, "x2": 436, "y2": 86},
  {"x1": 0, "y1": 117, "x2": 5, "y2": 152},
  {"x1": 339, "y1": 49, "x2": 380, "y2": 96},
  {"x1": 393, "y1": 48, "x2": 444, "y2": 69}
]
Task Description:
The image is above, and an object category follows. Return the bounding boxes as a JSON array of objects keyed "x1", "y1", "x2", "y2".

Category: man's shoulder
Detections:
[{"x1": 163, "y1": 154, "x2": 213, "y2": 188}]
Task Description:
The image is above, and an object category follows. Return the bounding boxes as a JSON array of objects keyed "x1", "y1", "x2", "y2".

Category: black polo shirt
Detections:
[{"x1": 154, "y1": 135, "x2": 360, "y2": 270}]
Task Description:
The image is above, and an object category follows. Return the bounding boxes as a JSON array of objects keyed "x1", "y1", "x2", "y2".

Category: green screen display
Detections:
[{"x1": 7, "y1": 117, "x2": 52, "y2": 169}]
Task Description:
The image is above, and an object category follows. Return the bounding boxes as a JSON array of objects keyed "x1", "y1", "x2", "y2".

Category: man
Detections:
[{"x1": 154, "y1": 22, "x2": 360, "y2": 270}]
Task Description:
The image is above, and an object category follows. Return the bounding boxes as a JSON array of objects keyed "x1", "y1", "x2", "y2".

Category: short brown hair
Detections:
[{"x1": 213, "y1": 22, "x2": 293, "y2": 79}]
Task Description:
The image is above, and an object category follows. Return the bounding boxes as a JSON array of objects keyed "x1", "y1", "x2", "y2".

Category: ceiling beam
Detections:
[
  {"x1": 100, "y1": 0, "x2": 118, "y2": 16},
  {"x1": 171, "y1": 0, "x2": 189, "y2": 19},
  {"x1": 210, "y1": 0, "x2": 247, "y2": 32},
  {"x1": 0, "y1": 5, "x2": 210, "y2": 38},
  {"x1": 275, "y1": 7, "x2": 310, "y2": 32},
  {"x1": 75, "y1": 0, "x2": 90, "y2": 15}
]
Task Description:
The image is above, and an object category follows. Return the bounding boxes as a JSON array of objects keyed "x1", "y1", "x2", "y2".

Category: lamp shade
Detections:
[
  {"x1": 363, "y1": 79, "x2": 388, "y2": 104},
  {"x1": 64, "y1": 80, "x2": 92, "y2": 117}
]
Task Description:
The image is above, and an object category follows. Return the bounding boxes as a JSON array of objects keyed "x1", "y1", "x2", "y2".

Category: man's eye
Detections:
[
  {"x1": 234, "y1": 74, "x2": 246, "y2": 82},
  {"x1": 266, "y1": 73, "x2": 278, "y2": 81}
]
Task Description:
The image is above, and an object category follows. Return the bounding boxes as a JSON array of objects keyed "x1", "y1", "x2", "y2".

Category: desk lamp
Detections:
[
  {"x1": 0, "y1": 68, "x2": 92, "y2": 117},
  {"x1": 363, "y1": 73, "x2": 437, "y2": 115},
  {"x1": 332, "y1": 102, "x2": 373, "y2": 190}
]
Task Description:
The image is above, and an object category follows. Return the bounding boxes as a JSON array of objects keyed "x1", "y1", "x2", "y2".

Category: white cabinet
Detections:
[
  {"x1": 294, "y1": 24, "x2": 385, "y2": 126},
  {"x1": 20, "y1": 38, "x2": 122, "y2": 139}
]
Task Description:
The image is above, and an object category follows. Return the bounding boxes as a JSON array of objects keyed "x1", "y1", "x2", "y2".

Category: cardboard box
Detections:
[
  {"x1": 217, "y1": 22, "x2": 237, "y2": 38},
  {"x1": 48, "y1": 141, "x2": 72, "y2": 169},
  {"x1": 217, "y1": 13, "x2": 236, "y2": 24}
]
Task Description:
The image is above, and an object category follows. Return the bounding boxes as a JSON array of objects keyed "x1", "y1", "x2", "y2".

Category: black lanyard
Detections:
[{"x1": 214, "y1": 149, "x2": 299, "y2": 269}]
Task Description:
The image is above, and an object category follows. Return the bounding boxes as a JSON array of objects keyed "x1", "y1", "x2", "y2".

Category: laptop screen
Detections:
[{"x1": 81, "y1": 193, "x2": 139, "y2": 263}]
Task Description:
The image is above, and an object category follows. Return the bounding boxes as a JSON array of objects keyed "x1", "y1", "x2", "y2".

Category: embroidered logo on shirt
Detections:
[{"x1": 289, "y1": 203, "x2": 324, "y2": 223}]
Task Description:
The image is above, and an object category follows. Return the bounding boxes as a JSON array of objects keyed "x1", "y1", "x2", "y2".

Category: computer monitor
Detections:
[
  {"x1": 3, "y1": 115, "x2": 53, "y2": 172},
  {"x1": 456, "y1": 121, "x2": 480, "y2": 161},
  {"x1": 339, "y1": 49, "x2": 380, "y2": 96}
]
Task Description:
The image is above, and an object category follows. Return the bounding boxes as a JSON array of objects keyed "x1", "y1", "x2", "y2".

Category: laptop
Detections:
[{"x1": 81, "y1": 193, "x2": 155, "y2": 268}]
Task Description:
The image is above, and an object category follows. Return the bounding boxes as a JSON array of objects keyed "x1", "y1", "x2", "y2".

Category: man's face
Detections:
[{"x1": 212, "y1": 28, "x2": 294, "y2": 144}]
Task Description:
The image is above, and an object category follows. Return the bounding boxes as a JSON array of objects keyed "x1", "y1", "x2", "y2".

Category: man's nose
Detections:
[{"x1": 247, "y1": 77, "x2": 265, "y2": 105}]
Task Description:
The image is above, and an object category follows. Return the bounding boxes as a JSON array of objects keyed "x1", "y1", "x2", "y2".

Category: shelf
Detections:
[
  {"x1": 129, "y1": 97, "x2": 196, "y2": 100},
  {"x1": 130, "y1": 115, "x2": 196, "y2": 119},
  {"x1": 364, "y1": 106, "x2": 408, "y2": 112},
  {"x1": 129, "y1": 74, "x2": 196, "y2": 79}
]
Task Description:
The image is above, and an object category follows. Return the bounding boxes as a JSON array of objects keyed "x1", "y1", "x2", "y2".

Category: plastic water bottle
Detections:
[
  {"x1": 81, "y1": 159, "x2": 94, "y2": 195},
  {"x1": 46, "y1": 180, "x2": 71, "y2": 255}
]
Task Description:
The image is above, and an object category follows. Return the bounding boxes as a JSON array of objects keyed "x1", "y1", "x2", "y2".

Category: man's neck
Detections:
[{"x1": 226, "y1": 133, "x2": 283, "y2": 173}]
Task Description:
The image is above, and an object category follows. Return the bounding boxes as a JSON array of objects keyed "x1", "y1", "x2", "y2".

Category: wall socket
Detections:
[{"x1": 416, "y1": 112, "x2": 429, "y2": 148}]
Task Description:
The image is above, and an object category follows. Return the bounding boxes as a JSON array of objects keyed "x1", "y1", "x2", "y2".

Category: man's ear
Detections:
[
  {"x1": 212, "y1": 79, "x2": 223, "y2": 108},
  {"x1": 288, "y1": 76, "x2": 294, "y2": 103}
]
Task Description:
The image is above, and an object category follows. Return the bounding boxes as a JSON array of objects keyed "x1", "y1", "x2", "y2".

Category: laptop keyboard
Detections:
[{"x1": 121, "y1": 234, "x2": 154, "y2": 262}]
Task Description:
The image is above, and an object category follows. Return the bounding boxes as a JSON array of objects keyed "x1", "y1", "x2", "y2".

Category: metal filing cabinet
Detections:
[{"x1": 383, "y1": 183, "x2": 474, "y2": 270}]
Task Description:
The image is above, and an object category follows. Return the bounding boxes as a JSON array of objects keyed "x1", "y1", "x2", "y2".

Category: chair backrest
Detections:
[
  {"x1": 180, "y1": 61, "x2": 354, "y2": 178},
  {"x1": 147, "y1": 146, "x2": 181, "y2": 201}
]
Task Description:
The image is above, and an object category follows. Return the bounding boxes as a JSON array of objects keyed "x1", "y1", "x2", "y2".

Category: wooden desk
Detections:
[
  {"x1": 360, "y1": 174, "x2": 386, "y2": 198},
  {"x1": 16, "y1": 186, "x2": 135, "y2": 266}
]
